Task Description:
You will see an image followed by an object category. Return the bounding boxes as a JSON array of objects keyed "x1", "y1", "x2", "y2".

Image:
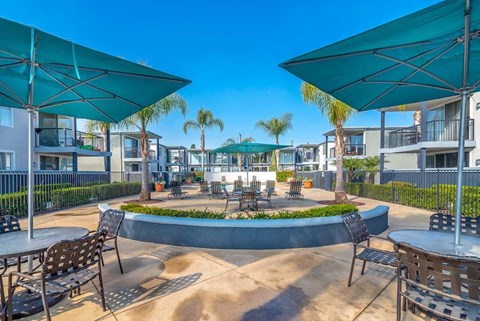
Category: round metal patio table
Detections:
[
  {"x1": 388, "y1": 229, "x2": 480, "y2": 259},
  {"x1": 0, "y1": 227, "x2": 89, "y2": 319}
]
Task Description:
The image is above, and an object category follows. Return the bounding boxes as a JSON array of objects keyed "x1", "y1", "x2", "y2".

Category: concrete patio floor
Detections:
[{"x1": 13, "y1": 185, "x2": 435, "y2": 321}]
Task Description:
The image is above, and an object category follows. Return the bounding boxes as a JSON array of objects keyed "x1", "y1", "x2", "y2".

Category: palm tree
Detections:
[
  {"x1": 362, "y1": 156, "x2": 387, "y2": 184},
  {"x1": 255, "y1": 113, "x2": 293, "y2": 170},
  {"x1": 84, "y1": 120, "x2": 110, "y2": 152},
  {"x1": 183, "y1": 108, "x2": 224, "y2": 173},
  {"x1": 222, "y1": 135, "x2": 255, "y2": 170},
  {"x1": 118, "y1": 93, "x2": 187, "y2": 201},
  {"x1": 301, "y1": 82, "x2": 355, "y2": 203}
]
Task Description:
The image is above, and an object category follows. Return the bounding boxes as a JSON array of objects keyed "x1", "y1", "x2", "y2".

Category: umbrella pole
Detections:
[
  {"x1": 27, "y1": 108, "x2": 34, "y2": 239},
  {"x1": 454, "y1": 0, "x2": 471, "y2": 245}
]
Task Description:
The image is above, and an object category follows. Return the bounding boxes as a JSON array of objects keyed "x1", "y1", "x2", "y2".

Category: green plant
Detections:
[
  {"x1": 156, "y1": 180, "x2": 166, "y2": 185},
  {"x1": 276, "y1": 170, "x2": 295, "y2": 182},
  {"x1": 302, "y1": 177, "x2": 313, "y2": 182}
]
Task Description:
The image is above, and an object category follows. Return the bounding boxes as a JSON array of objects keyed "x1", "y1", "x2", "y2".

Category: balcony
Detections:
[
  {"x1": 124, "y1": 148, "x2": 157, "y2": 161},
  {"x1": 385, "y1": 119, "x2": 475, "y2": 149},
  {"x1": 35, "y1": 128, "x2": 106, "y2": 155},
  {"x1": 329, "y1": 144, "x2": 366, "y2": 158}
]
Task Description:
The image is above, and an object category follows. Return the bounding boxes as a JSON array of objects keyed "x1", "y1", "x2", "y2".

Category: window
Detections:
[
  {"x1": 0, "y1": 107, "x2": 13, "y2": 127},
  {"x1": 40, "y1": 156, "x2": 59, "y2": 170},
  {"x1": 426, "y1": 152, "x2": 468, "y2": 168},
  {"x1": 0, "y1": 152, "x2": 13, "y2": 170},
  {"x1": 60, "y1": 157, "x2": 73, "y2": 171},
  {"x1": 125, "y1": 163, "x2": 140, "y2": 172}
]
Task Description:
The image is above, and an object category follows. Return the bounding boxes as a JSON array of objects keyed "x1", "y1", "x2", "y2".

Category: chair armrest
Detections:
[
  {"x1": 355, "y1": 243, "x2": 395, "y2": 255},
  {"x1": 370, "y1": 235, "x2": 389, "y2": 241},
  {"x1": 9, "y1": 271, "x2": 41, "y2": 280}
]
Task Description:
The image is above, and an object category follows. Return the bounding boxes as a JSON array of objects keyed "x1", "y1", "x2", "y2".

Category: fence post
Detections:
[{"x1": 436, "y1": 169, "x2": 440, "y2": 211}]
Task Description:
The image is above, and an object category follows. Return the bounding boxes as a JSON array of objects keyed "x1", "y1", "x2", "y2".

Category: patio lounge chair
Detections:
[
  {"x1": 264, "y1": 180, "x2": 276, "y2": 195},
  {"x1": 168, "y1": 185, "x2": 188, "y2": 199},
  {"x1": 198, "y1": 181, "x2": 209, "y2": 195},
  {"x1": 257, "y1": 187, "x2": 274, "y2": 209},
  {"x1": 209, "y1": 181, "x2": 223, "y2": 199},
  {"x1": 429, "y1": 213, "x2": 480, "y2": 236},
  {"x1": 285, "y1": 181, "x2": 304, "y2": 199},
  {"x1": 394, "y1": 242, "x2": 480, "y2": 321},
  {"x1": 233, "y1": 180, "x2": 243, "y2": 193},
  {"x1": 342, "y1": 212, "x2": 396, "y2": 287},
  {"x1": 250, "y1": 180, "x2": 261, "y2": 192},
  {"x1": 223, "y1": 188, "x2": 240, "y2": 211},
  {"x1": 7, "y1": 231, "x2": 108, "y2": 321},
  {"x1": 240, "y1": 190, "x2": 258, "y2": 211},
  {"x1": 96, "y1": 209, "x2": 125, "y2": 274}
]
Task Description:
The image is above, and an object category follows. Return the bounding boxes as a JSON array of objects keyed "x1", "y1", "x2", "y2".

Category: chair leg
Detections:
[
  {"x1": 100, "y1": 253, "x2": 105, "y2": 267},
  {"x1": 361, "y1": 260, "x2": 367, "y2": 275},
  {"x1": 40, "y1": 280, "x2": 51, "y2": 321},
  {"x1": 97, "y1": 263, "x2": 107, "y2": 311},
  {"x1": 7, "y1": 273, "x2": 15, "y2": 321},
  {"x1": 114, "y1": 238, "x2": 124, "y2": 274},
  {"x1": 396, "y1": 274, "x2": 402, "y2": 321},
  {"x1": 347, "y1": 256, "x2": 356, "y2": 287}
]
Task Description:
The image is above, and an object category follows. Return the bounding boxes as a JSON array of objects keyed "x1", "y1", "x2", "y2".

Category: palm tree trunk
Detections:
[
  {"x1": 335, "y1": 121, "x2": 348, "y2": 203},
  {"x1": 275, "y1": 136, "x2": 280, "y2": 171},
  {"x1": 200, "y1": 131, "x2": 205, "y2": 174},
  {"x1": 139, "y1": 131, "x2": 151, "y2": 201}
]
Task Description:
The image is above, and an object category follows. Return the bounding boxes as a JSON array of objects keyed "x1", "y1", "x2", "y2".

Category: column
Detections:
[
  {"x1": 379, "y1": 111, "x2": 385, "y2": 184},
  {"x1": 105, "y1": 129, "x2": 111, "y2": 172}
]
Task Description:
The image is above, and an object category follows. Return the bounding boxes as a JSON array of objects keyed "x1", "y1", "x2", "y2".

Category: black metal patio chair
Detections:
[
  {"x1": 209, "y1": 181, "x2": 223, "y2": 199},
  {"x1": 233, "y1": 180, "x2": 243, "y2": 193},
  {"x1": 394, "y1": 242, "x2": 480, "y2": 321},
  {"x1": 96, "y1": 209, "x2": 125, "y2": 274},
  {"x1": 429, "y1": 213, "x2": 480, "y2": 237},
  {"x1": 198, "y1": 181, "x2": 209, "y2": 195},
  {"x1": 240, "y1": 190, "x2": 258, "y2": 211},
  {"x1": 264, "y1": 180, "x2": 276, "y2": 195},
  {"x1": 7, "y1": 231, "x2": 107, "y2": 321},
  {"x1": 250, "y1": 180, "x2": 261, "y2": 192},
  {"x1": 285, "y1": 181, "x2": 304, "y2": 199},
  {"x1": 168, "y1": 185, "x2": 188, "y2": 199},
  {"x1": 342, "y1": 212, "x2": 396, "y2": 287},
  {"x1": 223, "y1": 188, "x2": 240, "y2": 211},
  {"x1": 257, "y1": 187, "x2": 274, "y2": 209}
]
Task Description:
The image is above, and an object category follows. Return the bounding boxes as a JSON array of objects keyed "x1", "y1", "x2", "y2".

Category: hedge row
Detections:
[
  {"x1": 119, "y1": 203, "x2": 358, "y2": 220},
  {"x1": 19, "y1": 183, "x2": 73, "y2": 192},
  {"x1": 1, "y1": 182, "x2": 141, "y2": 217},
  {"x1": 345, "y1": 183, "x2": 480, "y2": 217}
]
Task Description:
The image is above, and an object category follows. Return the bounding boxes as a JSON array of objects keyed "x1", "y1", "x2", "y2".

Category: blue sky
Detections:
[{"x1": 4, "y1": 0, "x2": 440, "y2": 148}]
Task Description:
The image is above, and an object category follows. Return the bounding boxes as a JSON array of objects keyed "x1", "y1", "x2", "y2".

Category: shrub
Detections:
[
  {"x1": 19, "y1": 183, "x2": 73, "y2": 192},
  {"x1": 0, "y1": 191, "x2": 48, "y2": 217},
  {"x1": 276, "y1": 170, "x2": 295, "y2": 182},
  {"x1": 119, "y1": 203, "x2": 358, "y2": 220}
]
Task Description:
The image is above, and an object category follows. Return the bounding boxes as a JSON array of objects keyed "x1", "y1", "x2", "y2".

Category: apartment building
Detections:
[
  {"x1": 380, "y1": 93, "x2": 480, "y2": 169},
  {"x1": 324, "y1": 127, "x2": 418, "y2": 171},
  {"x1": 0, "y1": 108, "x2": 110, "y2": 171}
]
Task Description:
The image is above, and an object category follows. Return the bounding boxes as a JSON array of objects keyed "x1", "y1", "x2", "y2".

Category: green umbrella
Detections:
[
  {"x1": 211, "y1": 142, "x2": 290, "y2": 183},
  {"x1": 0, "y1": 17, "x2": 191, "y2": 238},
  {"x1": 280, "y1": 0, "x2": 477, "y2": 244}
]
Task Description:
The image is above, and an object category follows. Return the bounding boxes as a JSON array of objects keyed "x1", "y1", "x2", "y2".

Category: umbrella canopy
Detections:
[
  {"x1": 0, "y1": 17, "x2": 191, "y2": 121},
  {"x1": 280, "y1": 0, "x2": 480, "y2": 111},
  {"x1": 280, "y1": 0, "x2": 477, "y2": 245},
  {"x1": 212, "y1": 142, "x2": 291, "y2": 154},
  {"x1": 0, "y1": 17, "x2": 190, "y2": 240}
]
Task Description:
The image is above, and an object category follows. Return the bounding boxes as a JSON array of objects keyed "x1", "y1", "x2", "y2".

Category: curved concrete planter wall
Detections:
[{"x1": 99, "y1": 204, "x2": 389, "y2": 250}]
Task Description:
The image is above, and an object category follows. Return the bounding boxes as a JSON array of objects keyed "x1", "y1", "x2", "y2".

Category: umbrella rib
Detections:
[
  {"x1": 0, "y1": 61, "x2": 26, "y2": 69},
  {"x1": 0, "y1": 48, "x2": 25, "y2": 60},
  {"x1": 0, "y1": 79, "x2": 26, "y2": 105},
  {"x1": 40, "y1": 64, "x2": 142, "y2": 108},
  {"x1": 359, "y1": 42, "x2": 460, "y2": 110},
  {"x1": 42, "y1": 62, "x2": 189, "y2": 83},
  {"x1": 280, "y1": 38, "x2": 449, "y2": 66},
  {"x1": 363, "y1": 81, "x2": 453, "y2": 91},
  {"x1": 332, "y1": 43, "x2": 454, "y2": 94},
  {"x1": 38, "y1": 66, "x2": 117, "y2": 123},
  {"x1": 0, "y1": 90, "x2": 24, "y2": 106},
  {"x1": 373, "y1": 52, "x2": 457, "y2": 90},
  {"x1": 37, "y1": 73, "x2": 108, "y2": 107},
  {"x1": 39, "y1": 97, "x2": 116, "y2": 109}
]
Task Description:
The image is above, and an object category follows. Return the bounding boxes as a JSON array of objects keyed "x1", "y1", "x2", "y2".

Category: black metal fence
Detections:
[{"x1": 323, "y1": 169, "x2": 480, "y2": 216}]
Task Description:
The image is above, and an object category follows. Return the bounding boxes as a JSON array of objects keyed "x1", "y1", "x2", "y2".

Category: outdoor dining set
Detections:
[
  {"x1": 342, "y1": 211, "x2": 480, "y2": 321},
  {"x1": 0, "y1": 208, "x2": 126, "y2": 321}
]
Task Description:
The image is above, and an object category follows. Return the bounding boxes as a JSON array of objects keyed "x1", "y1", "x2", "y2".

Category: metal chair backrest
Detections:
[
  {"x1": 0, "y1": 215, "x2": 21, "y2": 234},
  {"x1": 252, "y1": 175, "x2": 257, "y2": 181},
  {"x1": 170, "y1": 181, "x2": 180, "y2": 187},
  {"x1": 233, "y1": 180, "x2": 243, "y2": 192},
  {"x1": 241, "y1": 190, "x2": 257, "y2": 202},
  {"x1": 342, "y1": 212, "x2": 370, "y2": 244},
  {"x1": 221, "y1": 176, "x2": 226, "y2": 182},
  {"x1": 429, "y1": 213, "x2": 480, "y2": 237},
  {"x1": 265, "y1": 187, "x2": 274, "y2": 198},
  {"x1": 250, "y1": 180, "x2": 261, "y2": 191},
  {"x1": 43, "y1": 231, "x2": 106, "y2": 277},
  {"x1": 171, "y1": 185, "x2": 184, "y2": 195},
  {"x1": 396, "y1": 242, "x2": 480, "y2": 301},
  {"x1": 211, "y1": 181, "x2": 222, "y2": 195},
  {"x1": 222, "y1": 187, "x2": 230, "y2": 198},
  {"x1": 238, "y1": 176, "x2": 242, "y2": 181},
  {"x1": 97, "y1": 209, "x2": 125, "y2": 239},
  {"x1": 266, "y1": 180, "x2": 276, "y2": 190},
  {"x1": 289, "y1": 181, "x2": 302, "y2": 194},
  {"x1": 199, "y1": 181, "x2": 209, "y2": 193}
]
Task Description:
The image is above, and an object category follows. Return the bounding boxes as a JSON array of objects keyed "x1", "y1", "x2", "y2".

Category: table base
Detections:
[{"x1": 5, "y1": 290, "x2": 64, "y2": 320}]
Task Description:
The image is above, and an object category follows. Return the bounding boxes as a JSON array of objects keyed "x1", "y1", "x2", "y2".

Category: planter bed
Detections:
[{"x1": 98, "y1": 204, "x2": 389, "y2": 250}]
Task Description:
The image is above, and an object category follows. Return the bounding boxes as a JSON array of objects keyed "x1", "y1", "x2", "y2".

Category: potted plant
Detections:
[
  {"x1": 155, "y1": 180, "x2": 166, "y2": 192},
  {"x1": 303, "y1": 178, "x2": 313, "y2": 189}
]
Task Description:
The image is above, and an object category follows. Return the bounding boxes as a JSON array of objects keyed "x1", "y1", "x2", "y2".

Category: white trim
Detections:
[{"x1": 0, "y1": 149, "x2": 15, "y2": 170}]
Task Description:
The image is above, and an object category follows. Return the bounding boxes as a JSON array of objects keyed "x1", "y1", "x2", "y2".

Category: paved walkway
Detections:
[{"x1": 14, "y1": 185, "x2": 434, "y2": 321}]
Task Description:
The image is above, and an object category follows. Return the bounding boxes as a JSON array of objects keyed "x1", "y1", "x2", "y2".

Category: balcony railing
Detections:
[
  {"x1": 124, "y1": 147, "x2": 141, "y2": 158},
  {"x1": 36, "y1": 128, "x2": 105, "y2": 151},
  {"x1": 386, "y1": 119, "x2": 475, "y2": 148},
  {"x1": 329, "y1": 144, "x2": 366, "y2": 158}
]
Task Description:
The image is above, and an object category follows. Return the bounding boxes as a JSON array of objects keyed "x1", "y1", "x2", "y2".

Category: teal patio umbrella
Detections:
[
  {"x1": 212, "y1": 142, "x2": 290, "y2": 183},
  {"x1": 280, "y1": 0, "x2": 478, "y2": 244},
  {"x1": 0, "y1": 17, "x2": 191, "y2": 238}
]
